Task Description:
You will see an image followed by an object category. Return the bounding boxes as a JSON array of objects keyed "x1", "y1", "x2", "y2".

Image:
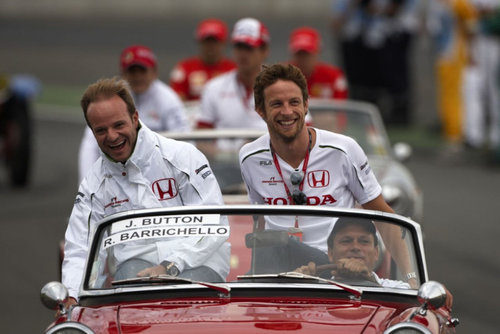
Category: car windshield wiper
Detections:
[
  {"x1": 237, "y1": 271, "x2": 362, "y2": 299},
  {"x1": 111, "y1": 275, "x2": 230, "y2": 295}
]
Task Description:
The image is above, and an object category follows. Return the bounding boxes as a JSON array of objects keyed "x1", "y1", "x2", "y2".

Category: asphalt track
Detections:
[{"x1": 1, "y1": 16, "x2": 499, "y2": 333}]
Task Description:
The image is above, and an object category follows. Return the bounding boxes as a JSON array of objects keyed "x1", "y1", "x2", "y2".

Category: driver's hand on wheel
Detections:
[
  {"x1": 332, "y1": 258, "x2": 377, "y2": 283},
  {"x1": 294, "y1": 261, "x2": 317, "y2": 276}
]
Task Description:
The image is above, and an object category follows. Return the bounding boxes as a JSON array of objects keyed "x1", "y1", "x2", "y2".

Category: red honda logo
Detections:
[
  {"x1": 307, "y1": 170, "x2": 330, "y2": 188},
  {"x1": 152, "y1": 178, "x2": 178, "y2": 201}
]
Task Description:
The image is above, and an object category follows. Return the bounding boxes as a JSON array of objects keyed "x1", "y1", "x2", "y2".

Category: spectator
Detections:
[
  {"x1": 463, "y1": 0, "x2": 500, "y2": 158},
  {"x1": 170, "y1": 18, "x2": 236, "y2": 101},
  {"x1": 427, "y1": 0, "x2": 477, "y2": 145},
  {"x1": 197, "y1": 17, "x2": 270, "y2": 129},
  {"x1": 78, "y1": 45, "x2": 189, "y2": 182},
  {"x1": 289, "y1": 26, "x2": 348, "y2": 99},
  {"x1": 331, "y1": 0, "x2": 419, "y2": 125}
]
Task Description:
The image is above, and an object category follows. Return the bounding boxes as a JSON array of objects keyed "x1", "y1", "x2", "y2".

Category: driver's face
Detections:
[{"x1": 328, "y1": 225, "x2": 379, "y2": 271}]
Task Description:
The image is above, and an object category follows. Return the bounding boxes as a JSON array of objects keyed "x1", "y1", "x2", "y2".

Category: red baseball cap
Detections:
[
  {"x1": 196, "y1": 18, "x2": 228, "y2": 41},
  {"x1": 289, "y1": 27, "x2": 321, "y2": 54},
  {"x1": 231, "y1": 18, "x2": 270, "y2": 48},
  {"x1": 120, "y1": 45, "x2": 157, "y2": 71}
]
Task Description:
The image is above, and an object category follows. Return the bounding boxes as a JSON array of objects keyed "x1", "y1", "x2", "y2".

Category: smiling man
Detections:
[
  {"x1": 238, "y1": 64, "x2": 416, "y2": 277},
  {"x1": 62, "y1": 77, "x2": 229, "y2": 309},
  {"x1": 78, "y1": 45, "x2": 189, "y2": 182}
]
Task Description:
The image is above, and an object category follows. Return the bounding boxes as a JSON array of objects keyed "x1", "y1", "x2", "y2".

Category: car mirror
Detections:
[
  {"x1": 393, "y1": 142, "x2": 412, "y2": 162},
  {"x1": 40, "y1": 281, "x2": 69, "y2": 310},
  {"x1": 417, "y1": 281, "x2": 447, "y2": 310}
]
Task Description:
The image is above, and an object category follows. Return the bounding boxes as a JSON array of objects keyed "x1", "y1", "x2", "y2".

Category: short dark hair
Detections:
[
  {"x1": 253, "y1": 63, "x2": 308, "y2": 114},
  {"x1": 327, "y1": 217, "x2": 378, "y2": 249},
  {"x1": 80, "y1": 77, "x2": 136, "y2": 127}
]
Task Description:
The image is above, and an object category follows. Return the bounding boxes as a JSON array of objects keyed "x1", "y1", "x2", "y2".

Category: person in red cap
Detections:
[
  {"x1": 170, "y1": 18, "x2": 236, "y2": 101},
  {"x1": 78, "y1": 44, "x2": 189, "y2": 182},
  {"x1": 197, "y1": 17, "x2": 270, "y2": 129},
  {"x1": 289, "y1": 27, "x2": 348, "y2": 100}
]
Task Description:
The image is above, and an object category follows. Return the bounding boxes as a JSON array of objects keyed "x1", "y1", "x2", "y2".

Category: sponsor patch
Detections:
[
  {"x1": 262, "y1": 176, "x2": 283, "y2": 185},
  {"x1": 104, "y1": 197, "x2": 130, "y2": 209},
  {"x1": 195, "y1": 164, "x2": 208, "y2": 174},
  {"x1": 259, "y1": 160, "x2": 272, "y2": 166},
  {"x1": 201, "y1": 170, "x2": 212, "y2": 179},
  {"x1": 152, "y1": 178, "x2": 178, "y2": 201}
]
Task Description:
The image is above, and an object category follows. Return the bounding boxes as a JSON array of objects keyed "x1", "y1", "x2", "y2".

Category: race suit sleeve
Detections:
[
  {"x1": 343, "y1": 137, "x2": 382, "y2": 204},
  {"x1": 162, "y1": 86, "x2": 191, "y2": 132},
  {"x1": 61, "y1": 185, "x2": 94, "y2": 300},
  {"x1": 78, "y1": 127, "x2": 100, "y2": 183},
  {"x1": 156, "y1": 143, "x2": 229, "y2": 274}
]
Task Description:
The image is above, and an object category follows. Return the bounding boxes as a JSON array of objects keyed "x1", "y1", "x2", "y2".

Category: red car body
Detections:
[{"x1": 45, "y1": 206, "x2": 457, "y2": 334}]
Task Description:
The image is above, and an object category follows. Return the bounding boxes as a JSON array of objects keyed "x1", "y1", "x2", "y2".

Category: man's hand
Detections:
[
  {"x1": 332, "y1": 258, "x2": 377, "y2": 283},
  {"x1": 137, "y1": 264, "x2": 166, "y2": 277},
  {"x1": 294, "y1": 262, "x2": 317, "y2": 276}
]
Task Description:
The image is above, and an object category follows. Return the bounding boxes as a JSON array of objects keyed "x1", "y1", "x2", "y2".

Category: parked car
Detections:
[
  {"x1": 162, "y1": 99, "x2": 423, "y2": 220},
  {"x1": 42, "y1": 205, "x2": 457, "y2": 333}
]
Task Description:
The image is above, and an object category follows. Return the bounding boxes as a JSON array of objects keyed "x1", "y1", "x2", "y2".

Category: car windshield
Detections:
[{"x1": 85, "y1": 207, "x2": 423, "y2": 292}]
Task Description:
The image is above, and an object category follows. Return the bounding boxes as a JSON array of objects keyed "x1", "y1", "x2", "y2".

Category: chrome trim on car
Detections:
[
  {"x1": 383, "y1": 322, "x2": 432, "y2": 334},
  {"x1": 45, "y1": 322, "x2": 95, "y2": 334}
]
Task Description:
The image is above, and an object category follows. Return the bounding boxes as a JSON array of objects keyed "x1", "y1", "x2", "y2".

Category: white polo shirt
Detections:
[
  {"x1": 198, "y1": 70, "x2": 267, "y2": 129},
  {"x1": 239, "y1": 128, "x2": 381, "y2": 252}
]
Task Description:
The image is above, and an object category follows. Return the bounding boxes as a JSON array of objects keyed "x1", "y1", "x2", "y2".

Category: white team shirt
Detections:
[
  {"x1": 78, "y1": 79, "x2": 190, "y2": 182},
  {"x1": 198, "y1": 70, "x2": 267, "y2": 129},
  {"x1": 239, "y1": 128, "x2": 381, "y2": 252}
]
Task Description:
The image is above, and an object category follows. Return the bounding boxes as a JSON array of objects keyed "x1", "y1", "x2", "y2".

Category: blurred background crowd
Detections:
[{"x1": 2, "y1": 0, "x2": 500, "y2": 186}]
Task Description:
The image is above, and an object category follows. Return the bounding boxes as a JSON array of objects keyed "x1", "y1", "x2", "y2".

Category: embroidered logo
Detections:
[
  {"x1": 152, "y1": 178, "x2": 178, "y2": 201},
  {"x1": 307, "y1": 170, "x2": 330, "y2": 188}
]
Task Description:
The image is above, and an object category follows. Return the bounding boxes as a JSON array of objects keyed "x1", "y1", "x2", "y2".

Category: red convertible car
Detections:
[{"x1": 42, "y1": 206, "x2": 458, "y2": 333}]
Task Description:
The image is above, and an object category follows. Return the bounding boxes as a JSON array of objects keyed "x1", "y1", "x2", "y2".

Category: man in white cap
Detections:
[
  {"x1": 197, "y1": 17, "x2": 270, "y2": 129},
  {"x1": 78, "y1": 45, "x2": 190, "y2": 182}
]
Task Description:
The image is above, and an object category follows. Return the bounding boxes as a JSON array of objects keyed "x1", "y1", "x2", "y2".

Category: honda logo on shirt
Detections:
[
  {"x1": 152, "y1": 178, "x2": 178, "y2": 201},
  {"x1": 307, "y1": 170, "x2": 330, "y2": 188}
]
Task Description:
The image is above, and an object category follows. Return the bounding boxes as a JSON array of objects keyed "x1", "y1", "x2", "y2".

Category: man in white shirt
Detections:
[
  {"x1": 239, "y1": 64, "x2": 416, "y2": 287},
  {"x1": 78, "y1": 45, "x2": 189, "y2": 182},
  {"x1": 197, "y1": 17, "x2": 270, "y2": 130},
  {"x1": 63, "y1": 77, "x2": 229, "y2": 308}
]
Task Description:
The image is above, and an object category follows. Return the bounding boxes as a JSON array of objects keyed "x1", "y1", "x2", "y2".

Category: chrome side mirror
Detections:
[
  {"x1": 417, "y1": 281, "x2": 447, "y2": 310},
  {"x1": 41, "y1": 281, "x2": 69, "y2": 311},
  {"x1": 393, "y1": 142, "x2": 412, "y2": 162}
]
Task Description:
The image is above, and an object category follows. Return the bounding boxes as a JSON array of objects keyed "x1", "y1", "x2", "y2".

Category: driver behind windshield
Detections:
[{"x1": 295, "y1": 218, "x2": 410, "y2": 289}]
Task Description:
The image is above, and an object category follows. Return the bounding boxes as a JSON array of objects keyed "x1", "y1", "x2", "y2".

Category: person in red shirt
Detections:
[
  {"x1": 289, "y1": 27, "x2": 348, "y2": 99},
  {"x1": 170, "y1": 18, "x2": 236, "y2": 101}
]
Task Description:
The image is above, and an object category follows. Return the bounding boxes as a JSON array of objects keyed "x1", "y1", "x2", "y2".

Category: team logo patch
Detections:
[
  {"x1": 262, "y1": 176, "x2": 283, "y2": 186},
  {"x1": 307, "y1": 170, "x2": 330, "y2": 188},
  {"x1": 104, "y1": 196, "x2": 130, "y2": 209},
  {"x1": 152, "y1": 178, "x2": 178, "y2": 201}
]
